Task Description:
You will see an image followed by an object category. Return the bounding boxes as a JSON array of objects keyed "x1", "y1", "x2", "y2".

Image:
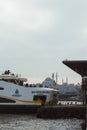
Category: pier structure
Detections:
[
  {"x1": 63, "y1": 60, "x2": 87, "y2": 105},
  {"x1": 63, "y1": 60, "x2": 87, "y2": 129}
]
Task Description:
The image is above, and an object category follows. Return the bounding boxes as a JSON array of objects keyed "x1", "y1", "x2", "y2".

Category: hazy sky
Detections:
[{"x1": 0, "y1": 0, "x2": 87, "y2": 84}]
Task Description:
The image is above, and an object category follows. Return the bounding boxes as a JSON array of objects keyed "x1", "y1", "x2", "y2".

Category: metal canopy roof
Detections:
[{"x1": 63, "y1": 60, "x2": 87, "y2": 77}]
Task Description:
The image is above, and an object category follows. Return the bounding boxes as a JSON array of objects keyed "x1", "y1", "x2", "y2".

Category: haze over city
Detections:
[{"x1": 0, "y1": 0, "x2": 87, "y2": 84}]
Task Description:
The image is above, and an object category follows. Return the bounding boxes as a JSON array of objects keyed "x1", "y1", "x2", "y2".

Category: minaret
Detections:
[
  {"x1": 52, "y1": 73, "x2": 54, "y2": 80},
  {"x1": 62, "y1": 78, "x2": 64, "y2": 84},
  {"x1": 56, "y1": 72, "x2": 58, "y2": 84},
  {"x1": 66, "y1": 77, "x2": 68, "y2": 84},
  {"x1": 52, "y1": 73, "x2": 54, "y2": 87}
]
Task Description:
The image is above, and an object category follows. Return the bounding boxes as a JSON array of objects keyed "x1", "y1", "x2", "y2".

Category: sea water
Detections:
[{"x1": 0, "y1": 114, "x2": 84, "y2": 130}]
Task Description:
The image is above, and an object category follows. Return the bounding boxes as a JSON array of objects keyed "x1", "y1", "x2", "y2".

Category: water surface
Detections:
[{"x1": 0, "y1": 114, "x2": 84, "y2": 130}]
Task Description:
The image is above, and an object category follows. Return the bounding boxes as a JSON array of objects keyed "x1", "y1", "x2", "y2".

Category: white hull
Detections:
[
  {"x1": 0, "y1": 81, "x2": 58, "y2": 106},
  {"x1": 0, "y1": 71, "x2": 58, "y2": 112}
]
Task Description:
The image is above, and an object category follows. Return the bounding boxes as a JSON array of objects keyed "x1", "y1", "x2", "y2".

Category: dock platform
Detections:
[{"x1": 37, "y1": 105, "x2": 86, "y2": 119}]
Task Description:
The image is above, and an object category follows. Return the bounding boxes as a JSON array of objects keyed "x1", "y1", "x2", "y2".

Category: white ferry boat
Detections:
[{"x1": 0, "y1": 70, "x2": 58, "y2": 113}]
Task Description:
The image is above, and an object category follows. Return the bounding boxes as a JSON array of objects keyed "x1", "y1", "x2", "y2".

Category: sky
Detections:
[{"x1": 0, "y1": 0, "x2": 87, "y2": 84}]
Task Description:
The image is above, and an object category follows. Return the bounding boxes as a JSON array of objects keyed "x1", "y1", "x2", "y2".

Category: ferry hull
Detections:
[{"x1": 0, "y1": 105, "x2": 41, "y2": 114}]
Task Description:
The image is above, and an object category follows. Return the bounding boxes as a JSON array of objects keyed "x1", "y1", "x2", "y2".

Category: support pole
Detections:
[{"x1": 82, "y1": 76, "x2": 87, "y2": 130}]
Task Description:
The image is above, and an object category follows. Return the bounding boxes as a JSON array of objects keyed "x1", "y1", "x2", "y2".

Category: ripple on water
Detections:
[{"x1": 0, "y1": 114, "x2": 83, "y2": 130}]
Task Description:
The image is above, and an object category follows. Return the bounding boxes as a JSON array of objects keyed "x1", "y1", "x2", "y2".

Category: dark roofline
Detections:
[{"x1": 63, "y1": 60, "x2": 87, "y2": 77}]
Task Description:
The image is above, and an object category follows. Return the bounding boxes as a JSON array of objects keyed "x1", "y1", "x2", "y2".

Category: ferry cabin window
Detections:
[
  {"x1": 0, "y1": 87, "x2": 4, "y2": 90},
  {"x1": 1, "y1": 78, "x2": 24, "y2": 86},
  {"x1": 1, "y1": 79, "x2": 15, "y2": 83},
  {"x1": 32, "y1": 91, "x2": 50, "y2": 94}
]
